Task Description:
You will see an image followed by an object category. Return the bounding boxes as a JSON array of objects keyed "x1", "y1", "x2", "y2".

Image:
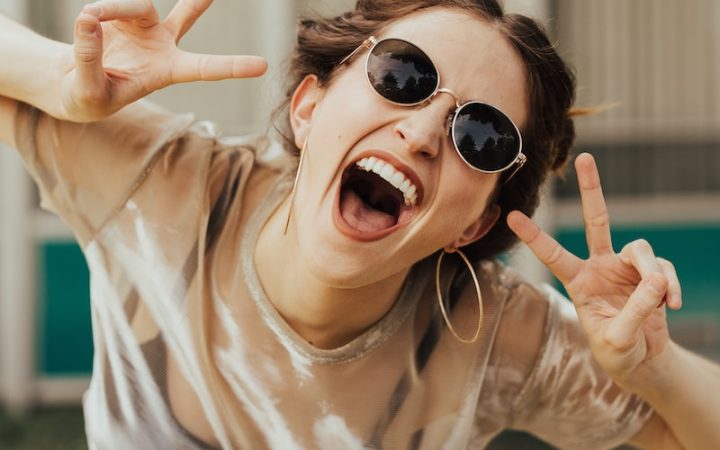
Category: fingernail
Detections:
[
  {"x1": 80, "y1": 21, "x2": 96, "y2": 35},
  {"x1": 83, "y1": 3, "x2": 101, "y2": 17},
  {"x1": 671, "y1": 294, "x2": 682, "y2": 308}
]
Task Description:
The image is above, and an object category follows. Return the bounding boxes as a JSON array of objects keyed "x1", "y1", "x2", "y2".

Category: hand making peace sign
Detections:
[
  {"x1": 507, "y1": 153, "x2": 682, "y2": 391},
  {"x1": 59, "y1": 0, "x2": 267, "y2": 122}
]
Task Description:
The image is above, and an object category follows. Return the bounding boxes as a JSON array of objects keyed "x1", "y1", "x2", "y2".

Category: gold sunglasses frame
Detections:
[{"x1": 340, "y1": 36, "x2": 527, "y2": 181}]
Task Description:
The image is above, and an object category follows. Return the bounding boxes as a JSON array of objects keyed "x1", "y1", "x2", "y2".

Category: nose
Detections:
[{"x1": 393, "y1": 91, "x2": 458, "y2": 159}]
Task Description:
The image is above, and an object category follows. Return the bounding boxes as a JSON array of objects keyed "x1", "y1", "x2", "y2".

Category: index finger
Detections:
[
  {"x1": 507, "y1": 210, "x2": 582, "y2": 284},
  {"x1": 576, "y1": 153, "x2": 614, "y2": 255}
]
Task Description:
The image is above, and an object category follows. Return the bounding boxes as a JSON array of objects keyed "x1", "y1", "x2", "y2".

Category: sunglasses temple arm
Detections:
[
  {"x1": 338, "y1": 37, "x2": 376, "y2": 66},
  {"x1": 502, "y1": 153, "x2": 527, "y2": 185}
]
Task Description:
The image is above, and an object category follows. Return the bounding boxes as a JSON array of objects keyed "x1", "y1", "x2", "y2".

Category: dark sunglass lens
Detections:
[
  {"x1": 367, "y1": 39, "x2": 438, "y2": 104},
  {"x1": 453, "y1": 103, "x2": 520, "y2": 172}
]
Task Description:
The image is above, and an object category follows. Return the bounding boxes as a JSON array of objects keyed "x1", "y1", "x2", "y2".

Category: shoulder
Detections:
[
  {"x1": 481, "y1": 261, "x2": 575, "y2": 387},
  {"x1": 477, "y1": 260, "x2": 560, "y2": 336},
  {"x1": 207, "y1": 132, "x2": 293, "y2": 211}
]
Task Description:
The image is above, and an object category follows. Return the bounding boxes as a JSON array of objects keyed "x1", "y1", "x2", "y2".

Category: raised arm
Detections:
[
  {"x1": 0, "y1": 12, "x2": 67, "y2": 147},
  {"x1": 1, "y1": 0, "x2": 270, "y2": 247},
  {"x1": 0, "y1": 0, "x2": 267, "y2": 146},
  {"x1": 508, "y1": 153, "x2": 720, "y2": 449}
]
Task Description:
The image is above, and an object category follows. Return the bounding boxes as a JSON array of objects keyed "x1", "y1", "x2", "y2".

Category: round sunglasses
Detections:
[{"x1": 340, "y1": 37, "x2": 527, "y2": 180}]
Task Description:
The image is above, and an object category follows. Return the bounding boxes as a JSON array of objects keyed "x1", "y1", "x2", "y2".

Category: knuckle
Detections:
[
  {"x1": 74, "y1": 86, "x2": 107, "y2": 107},
  {"x1": 589, "y1": 211, "x2": 610, "y2": 229},
  {"x1": 546, "y1": 242, "x2": 564, "y2": 266},
  {"x1": 94, "y1": 1, "x2": 115, "y2": 16},
  {"x1": 628, "y1": 296, "x2": 652, "y2": 318},
  {"x1": 140, "y1": 0, "x2": 156, "y2": 15},
  {"x1": 526, "y1": 224, "x2": 542, "y2": 245},
  {"x1": 652, "y1": 273, "x2": 669, "y2": 288},
  {"x1": 632, "y1": 238, "x2": 652, "y2": 252},
  {"x1": 197, "y1": 55, "x2": 211, "y2": 79},
  {"x1": 74, "y1": 45, "x2": 99, "y2": 63},
  {"x1": 657, "y1": 257, "x2": 675, "y2": 271},
  {"x1": 602, "y1": 329, "x2": 632, "y2": 353},
  {"x1": 180, "y1": 0, "x2": 204, "y2": 14}
]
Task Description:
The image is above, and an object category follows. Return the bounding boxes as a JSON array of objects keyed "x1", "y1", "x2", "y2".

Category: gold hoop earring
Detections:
[
  {"x1": 283, "y1": 138, "x2": 308, "y2": 235},
  {"x1": 435, "y1": 247, "x2": 483, "y2": 343}
]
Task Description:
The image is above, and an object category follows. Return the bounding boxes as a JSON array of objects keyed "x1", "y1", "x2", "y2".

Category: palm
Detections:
[
  {"x1": 96, "y1": 21, "x2": 178, "y2": 88},
  {"x1": 65, "y1": 21, "x2": 177, "y2": 106},
  {"x1": 59, "y1": 0, "x2": 267, "y2": 121},
  {"x1": 508, "y1": 154, "x2": 679, "y2": 388},
  {"x1": 569, "y1": 256, "x2": 670, "y2": 370}
]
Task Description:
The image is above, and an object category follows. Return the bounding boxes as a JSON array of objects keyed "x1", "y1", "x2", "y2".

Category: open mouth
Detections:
[{"x1": 335, "y1": 155, "x2": 422, "y2": 240}]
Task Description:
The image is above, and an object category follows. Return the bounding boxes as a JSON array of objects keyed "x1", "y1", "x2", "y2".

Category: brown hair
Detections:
[{"x1": 274, "y1": 0, "x2": 577, "y2": 263}]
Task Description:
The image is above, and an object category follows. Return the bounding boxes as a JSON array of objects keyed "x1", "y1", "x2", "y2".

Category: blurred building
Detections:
[{"x1": 553, "y1": 0, "x2": 720, "y2": 361}]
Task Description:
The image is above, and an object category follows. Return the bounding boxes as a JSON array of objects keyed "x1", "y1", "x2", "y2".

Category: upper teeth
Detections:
[{"x1": 355, "y1": 157, "x2": 418, "y2": 206}]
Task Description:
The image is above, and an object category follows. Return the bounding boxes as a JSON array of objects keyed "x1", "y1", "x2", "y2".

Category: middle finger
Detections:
[
  {"x1": 576, "y1": 153, "x2": 614, "y2": 255},
  {"x1": 619, "y1": 239, "x2": 668, "y2": 307},
  {"x1": 619, "y1": 239, "x2": 663, "y2": 280}
]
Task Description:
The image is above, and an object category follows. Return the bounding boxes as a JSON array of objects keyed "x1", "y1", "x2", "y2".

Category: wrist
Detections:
[
  {"x1": 625, "y1": 341, "x2": 684, "y2": 402},
  {"x1": 25, "y1": 40, "x2": 73, "y2": 119},
  {"x1": 0, "y1": 15, "x2": 71, "y2": 118}
]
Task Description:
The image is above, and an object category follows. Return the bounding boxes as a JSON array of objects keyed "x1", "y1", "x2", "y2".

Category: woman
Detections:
[{"x1": 0, "y1": 0, "x2": 718, "y2": 449}]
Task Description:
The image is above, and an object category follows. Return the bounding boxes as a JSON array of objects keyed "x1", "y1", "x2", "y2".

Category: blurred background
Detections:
[{"x1": 0, "y1": 0, "x2": 718, "y2": 449}]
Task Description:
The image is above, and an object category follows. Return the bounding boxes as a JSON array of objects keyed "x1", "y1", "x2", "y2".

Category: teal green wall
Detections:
[
  {"x1": 555, "y1": 224, "x2": 720, "y2": 317},
  {"x1": 34, "y1": 223, "x2": 719, "y2": 375},
  {"x1": 37, "y1": 242, "x2": 93, "y2": 375}
]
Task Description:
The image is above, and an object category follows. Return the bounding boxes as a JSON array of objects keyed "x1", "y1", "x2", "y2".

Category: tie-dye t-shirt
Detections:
[{"x1": 13, "y1": 101, "x2": 653, "y2": 450}]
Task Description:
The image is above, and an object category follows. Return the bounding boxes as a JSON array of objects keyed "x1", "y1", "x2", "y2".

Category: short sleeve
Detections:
[
  {"x1": 13, "y1": 100, "x2": 195, "y2": 246},
  {"x1": 509, "y1": 285, "x2": 654, "y2": 450}
]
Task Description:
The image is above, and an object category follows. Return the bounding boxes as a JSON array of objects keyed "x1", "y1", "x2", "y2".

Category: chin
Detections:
[
  {"x1": 289, "y1": 149, "x2": 428, "y2": 287},
  {"x1": 294, "y1": 221, "x2": 398, "y2": 289},
  {"x1": 296, "y1": 235, "x2": 378, "y2": 289}
]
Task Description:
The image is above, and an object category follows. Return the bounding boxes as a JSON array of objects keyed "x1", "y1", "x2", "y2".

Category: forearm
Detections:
[
  {"x1": 0, "y1": 14, "x2": 69, "y2": 117},
  {"x1": 635, "y1": 341, "x2": 720, "y2": 450}
]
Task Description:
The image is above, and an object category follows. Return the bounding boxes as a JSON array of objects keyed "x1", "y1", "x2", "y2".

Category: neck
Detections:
[{"x1": 254, "y1": 200, "x2": 409, "y2": 349}]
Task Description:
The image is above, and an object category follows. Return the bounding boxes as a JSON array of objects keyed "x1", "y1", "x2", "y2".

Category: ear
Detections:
[
  {"x1": 446, "y1": 205, "x2": 501, "y2": 250},
  {"x1": 290, "y1": 75, "x2": 322, "y2": 149}
]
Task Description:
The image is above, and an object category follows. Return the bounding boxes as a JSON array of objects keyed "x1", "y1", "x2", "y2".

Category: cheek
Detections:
[
  {"x1": 314, "y1": 75, "x2": 395, "y2": 144},
  {"x1": 436, "y1": 170, "x2": 496, "y2": 222}
]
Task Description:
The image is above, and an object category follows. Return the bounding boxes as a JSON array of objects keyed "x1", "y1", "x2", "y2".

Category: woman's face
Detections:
[{"x1": 288, "y1": 7, "x2": 528, "y2": 288}]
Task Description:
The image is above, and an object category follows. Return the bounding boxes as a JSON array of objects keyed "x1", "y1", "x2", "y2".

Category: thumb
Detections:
[{"x1": 604, "y1": 275, "x2": 668, "y2": 350}]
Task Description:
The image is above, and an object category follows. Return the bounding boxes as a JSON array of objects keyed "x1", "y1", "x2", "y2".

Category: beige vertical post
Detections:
[
  {"x1": 252, "y1": 0, "x2": 298, "y2": 129},
  {"x1": 504, "y1": 0, "x2": 554, "y2": 286},
  {"x1": 0, "y1": 0, "x2": 36, "y2": 416}
]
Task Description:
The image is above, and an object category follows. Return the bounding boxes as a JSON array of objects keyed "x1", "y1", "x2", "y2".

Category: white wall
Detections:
[
  {"x1": 503, "y1": 0, "x2": 555, "y2": 285},
  {"x1": 0, "y1": 0, "x2": 35, "y2": 416},
  {"x1": 505, "y1": 0, "x2": 551, "y2": 22}
]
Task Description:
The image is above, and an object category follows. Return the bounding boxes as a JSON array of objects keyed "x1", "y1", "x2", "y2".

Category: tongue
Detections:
[{"x1": 340, "y1": 189, "x2": 396, "y2": 232}]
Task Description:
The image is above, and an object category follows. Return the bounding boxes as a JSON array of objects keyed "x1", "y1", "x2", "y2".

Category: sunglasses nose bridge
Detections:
[{"x1": 435, "y1": 88, "x2": 461, "y2": 108}]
